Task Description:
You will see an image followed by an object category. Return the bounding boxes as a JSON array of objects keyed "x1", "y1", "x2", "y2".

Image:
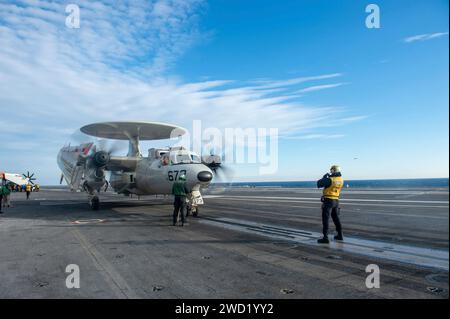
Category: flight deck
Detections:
[{"x1": 0, "y1": 187, "x2": 448, "y2": 299}]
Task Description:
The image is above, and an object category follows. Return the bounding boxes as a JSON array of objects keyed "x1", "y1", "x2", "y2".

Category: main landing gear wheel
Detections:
[{"x1": 90, "y1": 196, "x2": 100, "y2": 210}]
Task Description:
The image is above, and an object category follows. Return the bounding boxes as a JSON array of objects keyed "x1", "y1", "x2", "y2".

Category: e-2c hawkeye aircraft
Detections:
[
  {"x1": 1, "y1": 171, "x2": 35, "y2": 186},
  {"x1": 57, "y1": 122, "x2": 223, "y2": 214}
]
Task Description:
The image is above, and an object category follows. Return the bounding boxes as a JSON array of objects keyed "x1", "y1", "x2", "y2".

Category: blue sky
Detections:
[{"x1": 0, "y1": 0, "x2": 448, "y2": 184}]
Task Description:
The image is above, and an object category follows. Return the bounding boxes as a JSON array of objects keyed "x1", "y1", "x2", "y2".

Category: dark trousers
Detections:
[
  {"x1": 321, "y1": 198, "x2": 342, "y2": 237},
  {"x1": 26, "y1": 191, "x2": 30, "y2": 199},
  {"x1": 0, "y1": 195, "x2": 3, "y2": 212},
  {"x1": 173, "y1": 196, "x2": 186, "y2": 225}
]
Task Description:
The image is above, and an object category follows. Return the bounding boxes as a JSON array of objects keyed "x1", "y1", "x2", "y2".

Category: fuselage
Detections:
[
  {"x1": 57, "y1": 143, "x2": 213, "y2": 195},
  {"x1": 110, "y1": 159, "x2": 212, "y2": 195}
]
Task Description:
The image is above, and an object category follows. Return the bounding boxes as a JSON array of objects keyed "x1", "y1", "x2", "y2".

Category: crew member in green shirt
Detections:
[
  {"x1": 1, "y1": 184, "x2": 11, "y2": 208},
  {"x1": 171, "y1": 174, "x2": 190, "y2": 226}
]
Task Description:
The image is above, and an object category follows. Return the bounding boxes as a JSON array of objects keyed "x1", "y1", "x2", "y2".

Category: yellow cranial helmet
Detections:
[{"x1": 330, "y1": 165, "x2": 341, "y2": 174}]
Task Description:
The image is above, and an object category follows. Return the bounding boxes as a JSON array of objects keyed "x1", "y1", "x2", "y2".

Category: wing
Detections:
[
  {"x1": 69, "y1": 166, "x2": 84, "y2": 191},
  {"x1": 106, "y1": 156, "x2": 138, "y2": 172},
  {"x1": 3, "y1": 173, "x2": 29, "y2": 185},
  {"x1": 57, "y1": 143, "x2": 94, "y2": 191}
]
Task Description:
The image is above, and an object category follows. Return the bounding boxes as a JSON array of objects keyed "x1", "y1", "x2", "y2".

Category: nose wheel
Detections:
[{"x1": 186, "y1": 206, "x2": 199, "y2": 217}]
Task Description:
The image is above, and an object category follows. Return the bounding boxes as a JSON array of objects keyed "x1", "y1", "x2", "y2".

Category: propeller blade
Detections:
[
  {"x1": 70, "y1": 128, "x2": 126, "y2": 157},
  {"x1": 96, "y1": 139, "x2": 126, "y2": 155},
  {"x1": 97, "y1": 139, "x2": 108, "y2": 152},
  {"x1": 70, "y1": 130, "x2": 95, "y2": 144},
  {"x1": 22, "y1": 171, "x2": 37, "y2": 184},
  {"x1": 220, "y1": 164, "x2": 233, "y2": 176},
  {"x1": 211, "y1": 164, "x2": 234, "y2": 183},
  {"x1": 108, "y1": 140, "x2": 126, "y2": 155}
]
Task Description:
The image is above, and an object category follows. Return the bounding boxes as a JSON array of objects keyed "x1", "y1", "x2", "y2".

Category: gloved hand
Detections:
[{"x1": 323, "y1": 173, "x2": 330, "y2": 179}]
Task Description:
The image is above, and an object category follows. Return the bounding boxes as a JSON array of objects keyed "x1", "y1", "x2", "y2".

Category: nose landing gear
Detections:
[
  {"x1": 186, "y1": 205, "x2": 199, "y2": 217},
  {"x1": 186, "y1": 190, "x2": 203, "y2": 217}
]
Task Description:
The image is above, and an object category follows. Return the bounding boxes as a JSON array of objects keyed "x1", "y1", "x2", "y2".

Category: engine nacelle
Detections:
[
  {"x1": 83, "y1": 167, "x2": 107, "y2": 193},
  {"x1": 83, "y1": 151, "x2": 110, "y2": 193},
  {"x1": 91, "y1": 151, "x2": 110, "y2": 168},
  {"x1": 202, "y1": 154, "x2": 222, "y2": 170}
]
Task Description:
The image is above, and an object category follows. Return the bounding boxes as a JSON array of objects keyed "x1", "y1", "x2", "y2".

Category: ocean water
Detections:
[{"x1": 214, "y1": 178, "x2": 449, "y2": 189}]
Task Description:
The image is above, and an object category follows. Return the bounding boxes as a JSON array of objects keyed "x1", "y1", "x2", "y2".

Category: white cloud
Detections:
[
  {"x1": 338, "y1": 115, "x2": 369, "y2": 123},
  {"x1": 282, "y1": 134, "x2": 345, "y2": 140},
  {"x1": 404, "y1": 32, "x2": 449, "y2": 43},
  {"x1": 296, "y1": 83, "x2": 347, "y2": 93},
  {"x1": 0, "y1": 0, "x2": 205, "y2": 78},
  {"x1": 252, "y1": 73, "x2": 342, "y2": 89},
  {"x1": 0, "y1": 0, "x2": 363, "y2": 183}
]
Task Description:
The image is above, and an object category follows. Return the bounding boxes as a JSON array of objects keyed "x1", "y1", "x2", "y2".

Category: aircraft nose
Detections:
[{"x1": 197, "y1": 171, "x2": 213, "y2": 182}]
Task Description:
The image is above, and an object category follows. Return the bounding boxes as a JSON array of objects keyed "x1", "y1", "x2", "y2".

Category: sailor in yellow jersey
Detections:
[
  {"x1": 316, "y1": 165, "x2": 344, "y2": 244},
  {"x1": 25, "y1": 183, "x2": 32, "y2": 200}
]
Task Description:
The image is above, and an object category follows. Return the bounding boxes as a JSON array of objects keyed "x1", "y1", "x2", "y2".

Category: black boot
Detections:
[
  {"x1": 317, "y1": 237, "x2": 330, "y2": 244},
  {"x1": 334, "y1": 233, "x2": 344, "y2": 241}
]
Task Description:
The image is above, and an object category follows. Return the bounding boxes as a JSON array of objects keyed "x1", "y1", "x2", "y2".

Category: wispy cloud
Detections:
[
  {"x1": 282, "y1": 134, "x2": 345, "y2": 140},
  {"x1": 340, "y1": 115, "x2": 368, "y2": 122},
  {"x1": 0, "y1": 0, "x2": 205, "y2": 78},
  {"x1": 404, "y1": 32, "x2": 449, "y2": 43},
  {"x1": 0, "y1": 0, "x2": 363, "y2": 183},
  {"x1": 296, "y1": 82, "x2": 347, "y2": 93},
  {"x1": 252, "y1": 73, "x2": 342, "y2": 89}
]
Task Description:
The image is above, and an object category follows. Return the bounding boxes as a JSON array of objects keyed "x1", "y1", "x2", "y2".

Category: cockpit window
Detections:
[
  {"x1": 174, "y1": 154, "x2": 191, "y2": 164},
  {"x1": 169, "y1": 151, "x2": 201, "y2": 164},
  {"x1": 190, "y1": 154, "x2": 201, "y2": 163}
]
